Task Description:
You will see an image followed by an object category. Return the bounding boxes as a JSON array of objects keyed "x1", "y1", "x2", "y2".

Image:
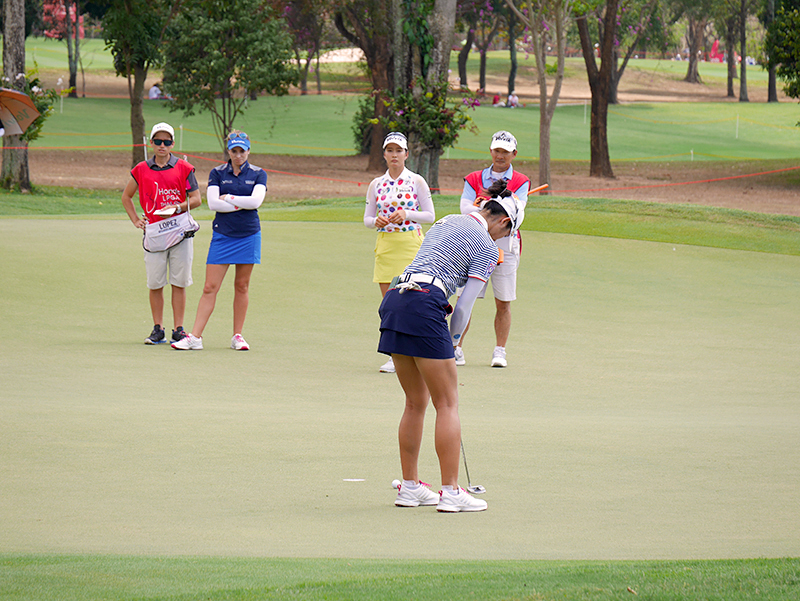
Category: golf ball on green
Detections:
[{"x1": 392, "y1": 479, "x2": 401, "y2": 489}]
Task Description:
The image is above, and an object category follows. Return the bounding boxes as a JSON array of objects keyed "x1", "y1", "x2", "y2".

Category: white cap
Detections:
[
  {"x1": 383, "y1": 132, "x2": 408, "y2": 150},
  {"x1": 490, "y1": 130, "x2": 517, "y2": 152},
  {"x1": 149, "y1": 122, "x2": 174, "y2": 140},
  {"x1": 495, "y1": 192, "x2": 526, "y2": 234}
]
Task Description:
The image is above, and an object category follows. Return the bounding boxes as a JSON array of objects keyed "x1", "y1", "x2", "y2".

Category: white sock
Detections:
[
  {"x1": 441, "y1": 485, "x2": 457, "y2": 495},
  {"x1": 403, "y1": 480, "x2": 419, "y2": 489}
]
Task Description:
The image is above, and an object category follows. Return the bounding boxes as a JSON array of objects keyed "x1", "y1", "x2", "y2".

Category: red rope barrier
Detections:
[{"x1": 14, "y1": 144, "x2": 800, "y2": 195}]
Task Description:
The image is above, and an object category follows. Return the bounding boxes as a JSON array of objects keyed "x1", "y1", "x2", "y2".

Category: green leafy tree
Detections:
[
  {"x1": 506, "y1": 0, "x2": 573, "y2": 190},
  {"x1": 334, "y1": 0, "x2": 395, "y2": 170},
  {"x1": 103, "y1": 0, "x2": 184, "y2": 167},
  {"x1": 162, "y1": 0, "x2": 298, "y2": 155},
  {"x1": 766, "y1": 5, "x2": 800, "y2": 101}
]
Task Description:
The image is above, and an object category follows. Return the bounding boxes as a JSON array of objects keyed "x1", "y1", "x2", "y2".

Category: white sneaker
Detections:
[
  {"x1": 379, "y1": 357, "x2": 395, "y2": 373},
  {"x1": 395, "y1": 481, "x2": 439, "y2": 507},
  {"x1": 231, "y1": 333, "x2": 249, "y2": 350},
  {"x1": 491, "y1": 346, "x2": 507, "y2": 368},
  {"x1": 171, "y1": 334, "x2": 203, "y2": 350},
  {"x1": 436, "y1": 487, "x2": 488, "y2": 513},
  {"x1": 454, "y1": 346, "x2": 466, "y2": 366}
]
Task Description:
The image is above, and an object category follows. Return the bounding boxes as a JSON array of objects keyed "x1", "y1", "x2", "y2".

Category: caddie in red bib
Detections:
[
  {"x1": 121, "y1": 121, "x2": 202, "y2": 346},
  {"x1": 456, "y1": 130, "x2": 532, "y2": 369}
]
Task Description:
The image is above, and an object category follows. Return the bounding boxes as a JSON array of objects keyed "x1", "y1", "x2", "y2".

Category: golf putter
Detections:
[{"x1": 460, "y1": 438, "x2": 486, "y2": 494}]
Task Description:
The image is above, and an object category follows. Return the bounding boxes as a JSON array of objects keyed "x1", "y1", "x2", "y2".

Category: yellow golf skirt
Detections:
[{"x1": 373, "y1": 229, "x2": 424, "y2": 283}]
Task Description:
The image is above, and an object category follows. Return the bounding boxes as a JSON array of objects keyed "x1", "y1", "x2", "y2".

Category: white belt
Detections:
[{"x1": 398, "y1": 273, "x2": 447, "y2": 295}]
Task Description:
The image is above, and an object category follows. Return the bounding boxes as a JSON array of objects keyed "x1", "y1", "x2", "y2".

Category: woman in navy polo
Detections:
[
  {"x1": 380, "y1": 189, "x2": 525, "y2": 513},
  {"x1": 172, "y1": 130, "x2": 267, "y2": 351}
]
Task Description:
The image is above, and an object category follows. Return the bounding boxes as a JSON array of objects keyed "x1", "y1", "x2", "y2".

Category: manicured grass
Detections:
[
  {"x1": 30, "y1": 92, "x2": 800, "y2": 161},
  {"x1": 24, "y1": 36, "x2": 116, "y2": 74},
  {"x1": 2, "y1": 216, "x2": 798, "y2": 594},
  {"x1": 1, "y1": 555, "x2": 798, "y2": 600},
  {"x1": 5, "y1": 186, "x2": 798, "y2": 256}
]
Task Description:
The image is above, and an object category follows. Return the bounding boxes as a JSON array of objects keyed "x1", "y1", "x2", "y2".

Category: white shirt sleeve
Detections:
[
  {"x1": 207, "y1": 185, "x2": 239, "y2": 213},
  {"x1": 449, "y1": 277, "x2": 484, "y2": 346},
  {"x1": 403, "y1": 174, "x2": 435, "y2": 224},
  {"x1": 225, "y1": 184, "x2": 266, "y2": 210},
  {"x1": 460, "y1": 179, "x2": 480, "y2": 215},
  {"x1": 363, "y1": 179, "x2": 379, "y2": 228}
]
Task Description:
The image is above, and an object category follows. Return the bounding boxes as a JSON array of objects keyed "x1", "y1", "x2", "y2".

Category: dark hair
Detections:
[
  {"x1": 482, "y1": 198, "x2": 513, "y2": 233},
  {"x1": 486, "y1": 179, "x2": 512, "y2": 198}
]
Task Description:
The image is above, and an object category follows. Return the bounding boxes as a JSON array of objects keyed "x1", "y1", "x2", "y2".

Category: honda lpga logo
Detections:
[{"x1": 154, "y1": 181, "x2": 182, "y2": 204}]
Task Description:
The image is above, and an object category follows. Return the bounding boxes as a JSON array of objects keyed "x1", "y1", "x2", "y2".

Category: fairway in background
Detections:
[
  {"x1": 1, "y1": 219, "x2": 798, "y2": 560},
  {"x1": 34, "y1": 93, "x2": 800, "y2": 163}
]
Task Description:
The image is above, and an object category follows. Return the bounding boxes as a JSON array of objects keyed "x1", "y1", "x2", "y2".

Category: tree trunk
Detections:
[
  {"x1": 458, "y1": 28, "x2": 474, "y2": 88},
  {"x1": 609, "y1": 48, "x2": 619, "y2": 105},
  {"x1": 684, "y1": 17, "x2": 705, "y2": 83},
  {"x1": 335, "y1": 5, "x2": 394, "y2": 171},
  {"x1": 66, "y1": 1, "x2": 78, "y2": 97},
  {"x1": 315, "y1": 51, "x2": 322, "y2": 94},
  {"x1": 296, "y1": 49, "x2": 309, "y2": 95},
  {"x1": 726, "y1": 18, "x2": 736, "y2": 98},
  {"x1": 129, "y1": 63, "x2": 148, "y2": 167},
  {"x1": 767, "y1": 0, "x2": 778, "y2": 102},
  {"x1": 507, "y1": 10, "x2": 517, "y2": 96},
  {"x1": 2, "y1": 0, "x2": 30, "y2": 191},
  {"x1": 479, "y1": 48, "x2": 488, "y2": 91},
  {"x1": 738, "y1": 0, "x2": 748, "y2": 102},
  {"x1": 577, "y1": 3, "x2": 617, "y2": 179},
  {"x1": 420, "y1": 0, "x2": 456, "y2": 193},
  {"x1": 75, "y1": 0, "x2": 82, "y2": 97}
]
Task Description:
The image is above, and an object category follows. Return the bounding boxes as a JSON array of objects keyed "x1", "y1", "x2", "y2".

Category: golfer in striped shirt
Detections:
[{"x1": 378, "y1": 190, "x2": 525, "y2": 512}]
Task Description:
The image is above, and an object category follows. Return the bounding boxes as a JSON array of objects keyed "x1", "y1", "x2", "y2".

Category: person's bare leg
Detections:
[
  {"x1": 191, "y1": 264, "x2": 229, "y2": 337},
  {"x1": 232, "y1": 264, "x2": 254, "y2": 334},
  {"x1": 415, "y1": 356, "x2": 460, "y2": 487},
  {"x1": 170, "y1": 285, "x2": 186, "y2": 329},
  {"x1": 149, "y1": 288, "x2": 164, "y2": 326},
  {"x1": 494, "y1": 299, "x2": 512, "y2": 348},
  {"x1": 394, "y1": 354, "x2": 431, "y2": 483}
]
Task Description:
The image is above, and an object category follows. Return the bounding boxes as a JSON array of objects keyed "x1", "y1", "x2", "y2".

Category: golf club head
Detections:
[{"x1": 467, "y1": 485, "x2": 486, "y2": 495}]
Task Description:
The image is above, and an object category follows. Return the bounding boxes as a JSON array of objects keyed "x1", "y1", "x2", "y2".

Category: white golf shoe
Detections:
[
  {"x1": 454, "y1": 346, "x2": 466, "y2": 366},
  {"x1": 379, "y1": 357, "x2": 395, "y2": 373},
  {"x1": 231, "y1": 333, "x2": 250, "y2": 350},
  {"x1": 436, "y1": 487, "x2": 488, "y2": 513},
  {"x1": 171, "y1": 334, "x2": 203, "y2": 350},
  {"x1": 394, "y1": 481, "x2": 439, "y2": 507},
  {"x1": 490, "y1": 346, "x2": 507, "y2": 368}
]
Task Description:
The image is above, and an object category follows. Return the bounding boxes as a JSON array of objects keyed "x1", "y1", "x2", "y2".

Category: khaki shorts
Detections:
[
  {"x1": 457, "y1": 249, "x2": 519, "y2": 302},
  {"x1": 481, "y1": 250, "x2": 518, "y2": 301},
  {"x1": 144, "y1": 238, "x2": 193, "y2": 289}
]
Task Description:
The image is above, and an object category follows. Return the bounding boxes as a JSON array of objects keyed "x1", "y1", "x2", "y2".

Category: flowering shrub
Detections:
[{"x1": 376, "y1": 77, "x2": 478, "y2": 153}]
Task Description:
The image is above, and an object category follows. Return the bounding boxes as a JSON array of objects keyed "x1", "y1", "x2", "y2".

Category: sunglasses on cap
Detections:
[
  {"x1": 227, "y1": 132, "x2": 249, "y2": 142},
  {"x1": 152, "y1": 138, "x2": 174, "y2": 146}
]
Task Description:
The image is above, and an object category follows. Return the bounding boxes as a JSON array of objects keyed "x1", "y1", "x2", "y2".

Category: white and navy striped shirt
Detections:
[{"x1": 404, "y1": 213, "x2": 500, "y2": 297}]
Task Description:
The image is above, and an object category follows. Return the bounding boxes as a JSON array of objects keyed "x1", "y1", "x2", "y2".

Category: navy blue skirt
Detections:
[{"x1": 378, "y1": 286, "x2": 454, "y2": 360}]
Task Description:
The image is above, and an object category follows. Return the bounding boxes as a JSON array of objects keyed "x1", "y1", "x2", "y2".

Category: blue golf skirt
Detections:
[
  {"x1": 378, "y1": 286, "x2": 454, "y2": 360},
  {"x1": 206, "y1": 230, "x2": 261, "y2": 265}
]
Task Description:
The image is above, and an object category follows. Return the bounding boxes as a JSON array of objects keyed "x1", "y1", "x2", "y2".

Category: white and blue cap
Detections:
[
  {"x1": 490, "y1": 130, "x2": 517, "y2": 152},
  {"x1": 227, "y1": 131, "x2": 251, "y2": 151},
  {"x1": 383, "y1": 131, "x2": 408, "y2": 150},
  {"x1": 495, "y1": 192, "x2": 526, "y2": 235},
  {"x1": 150, "y1": 122, "x2": 174, "y2": 140}
]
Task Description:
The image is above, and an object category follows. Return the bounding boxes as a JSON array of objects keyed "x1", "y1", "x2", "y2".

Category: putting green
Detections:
[{"x1": 1, "y1": 219, "x2": 798, "y2": 559}]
